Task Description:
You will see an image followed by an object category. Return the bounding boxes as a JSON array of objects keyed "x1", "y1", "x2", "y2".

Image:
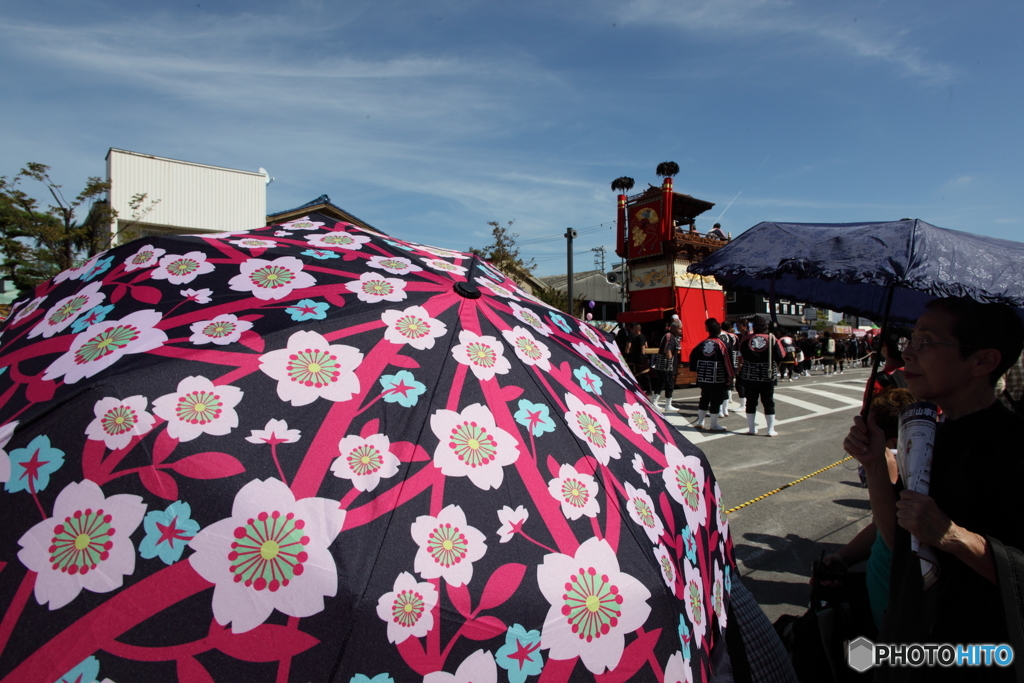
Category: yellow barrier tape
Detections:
[{"x1": 725, "y1": 456, "x2": 854, "y2": 514}]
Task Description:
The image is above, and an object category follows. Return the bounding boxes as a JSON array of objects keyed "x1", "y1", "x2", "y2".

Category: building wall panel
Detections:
[{"x1": 107, "y1": 149, "x2": 266, "y2": 236}]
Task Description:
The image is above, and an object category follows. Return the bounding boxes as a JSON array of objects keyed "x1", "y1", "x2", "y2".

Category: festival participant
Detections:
[
  {"x1": 821, "y1": 331, "x2": 836, "y2": 375},
  {"x1": 779, "y1": 329, "x2": 798, "y2": 381},
  {"x1": 690, "y1": 318, "x2": 734, "y2": 431},
  {"x1": 738, "y1": 315, "x2": 786, "y2": 436},
  {"x1": 717, "y1": 323, "x2": 740, "y2": 416},
  {"x1": 722, "y1": 323, "x2": 744, "y2": 411},
  {"x1": 707, "y1": 222, "x2": 727, "y2": 239},
  {"x1": 843, "y1": 297, "x2": 1024, "y2": 682},
  {"x1": 624, "y1": 323, "x2": 654, "y2": 400},
  {"x1": 654, "y1": 320, "x2": 682, "y2": 412}
]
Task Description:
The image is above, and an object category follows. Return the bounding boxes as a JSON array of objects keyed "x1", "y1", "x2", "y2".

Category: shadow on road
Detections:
[
  {"x1": 831, "y1": 498, "x2": 871, "y2": 510},
  {"x1": 733, "y1": 531, "x2": 853, "y2": 610}
]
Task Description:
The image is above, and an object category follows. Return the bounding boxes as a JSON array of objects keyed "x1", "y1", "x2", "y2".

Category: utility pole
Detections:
[
  {"x1": 565, "y1": 228, "x2": 577, "y2": 316},
  {"x1": 591, "y1": 245, "x2": 606, "y2": 272}
]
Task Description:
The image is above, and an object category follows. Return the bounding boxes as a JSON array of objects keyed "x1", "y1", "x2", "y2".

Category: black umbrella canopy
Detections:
[
  {"x1": 0, "y1": 212, "x2": 734, "y2": 682},
  {"x1": 688, "y1": 220, "x2": 1024, "y2": 324}
]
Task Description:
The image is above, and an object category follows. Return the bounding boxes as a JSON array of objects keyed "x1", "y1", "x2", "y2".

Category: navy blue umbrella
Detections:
[{"x1": 687, "y1": 219, "x2": 1024, "y2": 325}]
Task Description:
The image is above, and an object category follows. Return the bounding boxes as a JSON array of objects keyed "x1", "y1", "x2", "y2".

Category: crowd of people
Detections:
[
  {"x1": 617, "y1": 315, "x2": 876, "y2": 437},
  {"x1": 618, "y1": 301, "x2": 1024, "y2": 681}
]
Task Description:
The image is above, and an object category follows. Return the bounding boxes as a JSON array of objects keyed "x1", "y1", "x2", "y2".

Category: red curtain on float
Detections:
[
  {"x1": 676, "y1": 287, "x2": 726, "y2": 361},
  {"x1": 622, "y1": 286, "x2": 726, "y2": 360}
]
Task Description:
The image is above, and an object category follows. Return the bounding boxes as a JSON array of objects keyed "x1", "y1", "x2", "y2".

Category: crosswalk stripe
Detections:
[
  {"x1": 772, "y1": 393, "x2": 830, "y2": 413},
  {"x1": 788, "y1": 385, "x2": 863, "y2": 406}
]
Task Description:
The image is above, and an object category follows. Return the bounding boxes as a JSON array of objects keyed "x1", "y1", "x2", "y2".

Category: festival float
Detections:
[{"x1": 612, "y1": 163, "x2": 730, "y2": 385}]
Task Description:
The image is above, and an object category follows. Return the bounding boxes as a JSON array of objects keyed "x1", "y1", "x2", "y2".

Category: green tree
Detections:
[
  {"x1": 469, "y1": 220, "x2": 536, "y2": 284},
  {"x1": 0, "y1": 163, "x2": 158, "y2": 290}
]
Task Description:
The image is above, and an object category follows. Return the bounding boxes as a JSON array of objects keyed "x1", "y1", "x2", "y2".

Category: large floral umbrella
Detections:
[{"x1": 0, "y1": 213, "x2": 733, "y2": 683}]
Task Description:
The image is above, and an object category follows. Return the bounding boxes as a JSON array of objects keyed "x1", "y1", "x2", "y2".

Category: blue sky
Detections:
[{"x1": 2, "y1": 0, "x2": 1022, "y2": 275}]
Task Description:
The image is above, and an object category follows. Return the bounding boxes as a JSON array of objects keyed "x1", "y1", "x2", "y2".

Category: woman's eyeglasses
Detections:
[{"x1": 897, "y1": 337, "x2": 973, "y2": 353}]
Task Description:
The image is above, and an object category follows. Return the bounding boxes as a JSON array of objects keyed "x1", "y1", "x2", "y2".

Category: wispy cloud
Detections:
[{"x1": 610, "y1": 0, "x2": 955, "y2": 85}]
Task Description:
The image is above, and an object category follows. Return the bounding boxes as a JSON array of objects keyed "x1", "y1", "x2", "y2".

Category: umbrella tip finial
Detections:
[{"x1": 455, "y1": 255, "x2": 482, "y2": 299}]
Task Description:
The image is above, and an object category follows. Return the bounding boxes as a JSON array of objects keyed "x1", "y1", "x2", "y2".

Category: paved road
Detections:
[{"x1": 665, "y1": 366, "x2": 875, "y2": 623}]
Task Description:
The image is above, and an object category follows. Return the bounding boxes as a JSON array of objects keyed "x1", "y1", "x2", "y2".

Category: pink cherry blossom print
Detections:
[
  {"x1": 578, "y1": 323, "x2": 603, "y2": 346},
  {"x1": 278, "y1": 215, "x2": 325, "y2": 231},
  {"x1": 547, "y1": 463, "x2": 600, "y2": 520},
  {"x1": 229, "y1": 238, "x2": 276, "y2": 250},
  {"x1": 0, "y1": 420, "x2": 19, "y2": 484},
  {"x1": 496, "y1": 505, "x2": 529, "y2": 543},
  {"x1": 305, "y1": 230, "x2": 371, "y2": 250},
  {"x1": 188, "y1": 478, "x2": 346, "y2": 633},
  {"x1": 429, "y1": 403, "x2": 520, "y2": 490},
  {"x1": 245, "y1": 419, "x2": 301, "y2": 445},
  {"x1": 450, "y1": 330, "x2": 511, "y2": 381},
  {"x1": 29, "y1": 281, "x2": 106, "y2": 339},
  {"x1": 571, "y1": 342, "x2": 619, "y2": 383},
  {"x1": 17, "y1": 480, "x2": 146, "y2": 609},
  {"x1": 500, "y1": 326, "x2": 552, "y2": 372},
  {"x1": 52, "y1": 258, "x2": 95, "y2": 284},
  {"x1": 152, "y1": 375, "x2": 243, "y2": 442},
  {"x1": 664, "y1": 651, "x2": 694, "y2": 683},
  {"x1": 180, "y1": 288, "x2": 213, "y2": 304},
  {"x1": 375, "y1": 571, "x2": 438, "y2": 644},
  {"x1": 662, "y1": 445, "x2": 707, "y2": 531},
  {"x1": 423, "y1": 649, "x2": 498, "y2": 683},
  {"x1": 189, "y1": 314, "x2": 253, "y2": 346},
  {"x1": 422, "y1": 258, "x2": 468, "y2": 276},
  {"x1": 84, "y1": 396, "x2": 156, "y2": 451},
  {"x1": 8, "y1": 296, "x2": 47, "y2": 326},
  {"x1": 623, "y1": 402, "x2": 656, "y2": 443},
  {"x1": 229, "y1": 256, "x2": 316, "y2": 301},
  {"x1": 654, "y1": 543, "x2": 677, "y2": 590},
  {"x1": 623, "y1": 482, "x2": 664, "y2": 544},
  {"x1": 123, "y1": 244, "x2": 166, "y2": 272},
  {"x1": 712, "y1": 561, "x2": 726, "y2": 630},
  {"x1": 345, "y1": 271, "x2": 408, "y2": 303},
  {"x1": 714, "y1": 481, "x2": 729, "y2": 543},
  {"x1": 536, "y1": 537, "x2": 651, "y2": 674},
  {"x1": 475, "y1": 277, "x2": 519, "y2": 301},
  {"x1": 508, "y1": 303, "x2": 551, "y2": 337},
  {"x1": 410, "y1": 504, "x2": 487, "y2": 587},
  {"x1": 151, "y1": 251, "x2": 215, "y2": 285},
  {"x1": 563, "y1": 393, "x2": 621, "y2": 465},
  {"x1": 259, "y1": 330, "x2": 363, "y2": 406},
  {"x1": 42, "y1": 309, "x2": 168, "y2": 385},
  {"x1": 331, "y1": 433, "x2": 400, "y2": 492},
  {"x1": 381, "y1": 305, "x2": 448, "y2": 351},
  {"x1": 682, "y1": 559, "x2": 706, "y2": 648},
  {"x1": 367, "y1": 255, "x2": 422, "y2": 275},
  {"x1": 631, "y1": 453, "x2": 651, "y2": 486},
  {"x1": 416, "y1": 244, "x2": 462, "y2": 259}
]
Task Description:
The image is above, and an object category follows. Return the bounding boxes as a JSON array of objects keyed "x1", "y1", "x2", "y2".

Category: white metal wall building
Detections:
[{"x1": 106, "y1": 149, "x2": 267, "y2": 244}]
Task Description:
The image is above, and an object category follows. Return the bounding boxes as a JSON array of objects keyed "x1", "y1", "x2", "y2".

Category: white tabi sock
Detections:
[{"x1": 746, "y1": 413, "x2": 757, "y2": 435}]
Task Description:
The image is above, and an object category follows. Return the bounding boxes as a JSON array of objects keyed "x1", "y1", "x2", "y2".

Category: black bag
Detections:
[
  {"x1": 651, "y1": 353, "x2": 674, "y2": 372},
  {"x1": 774, "y1": 603, "x2": 855, "y2": 683},
  {"x1": 773, "y1": 555, "x2": 873, "y2": 683}
]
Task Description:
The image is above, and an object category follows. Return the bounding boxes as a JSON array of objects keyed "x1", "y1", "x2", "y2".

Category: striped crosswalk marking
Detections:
[
  {"x1": 664, "y1": 376, "x2": 871, "y2": 443},
  {"x1": 789, "y1": 385, "x2": 863, "y2": 406}
]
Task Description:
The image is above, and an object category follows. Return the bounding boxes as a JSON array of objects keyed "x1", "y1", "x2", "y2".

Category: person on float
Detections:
[
  {"x1": 690, "y1": 318, "x2": 734, "y2": 431},
  {"x1": 737, "y1": 315, "x2": 787, "y2": 436},
  {"x1": 844, "y1": 297, "x2": 1024, "y2": 682}
]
